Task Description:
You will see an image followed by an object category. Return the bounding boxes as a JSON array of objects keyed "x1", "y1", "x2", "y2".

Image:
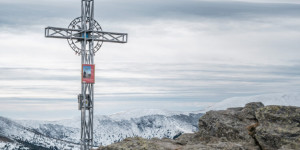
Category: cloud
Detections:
[
  {"x1": 1, "y1": 0, "x2": 300, "y2": 27},
  {"x1": 1, "y1": 0, "x2": 300, "y2": 119},
  {"x1": 211, "y1": 0, "x2": 300, "y2": 4},
  {"x1": 1, "y1": 62, "x2": 299, "y2": 102},
  {"x1": 0, "y1": 98, "x2": 215, "y2": 120}
]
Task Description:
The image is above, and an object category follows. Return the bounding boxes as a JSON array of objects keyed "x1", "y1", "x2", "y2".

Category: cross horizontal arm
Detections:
[{"x1": 45, "y1": 26, "x2": 128, "y2": 43}]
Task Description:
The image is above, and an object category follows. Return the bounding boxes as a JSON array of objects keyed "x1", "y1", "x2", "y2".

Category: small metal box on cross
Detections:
[{"x1": 44, "y1": 0, "x2": 128, "y2": 149}]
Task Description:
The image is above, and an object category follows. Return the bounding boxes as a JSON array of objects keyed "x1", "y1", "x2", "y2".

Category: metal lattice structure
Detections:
[{"x1": 44, "y1": 0, "x2": 127, "y2": 149}]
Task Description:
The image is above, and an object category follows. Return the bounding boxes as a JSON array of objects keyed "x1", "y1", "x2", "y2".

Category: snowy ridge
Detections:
[
  {"x1": 207, "y1": 93, "x2": 300, "y2": 111},
  {"x1": 0, "y1": 116, "x2": 80, "y2": 150},
  {"x1": 1, "y1": 93, "x2": 299, "y2": 149},
  {"x1": 1, "y1": 109, "x2": 203, "y2": 149},
  {"x1": 54, "y1": 109, "x2": 202, "y2": 146},
  {"x1": 108, "y1": 109, "x2": 201, "y2": 121}
]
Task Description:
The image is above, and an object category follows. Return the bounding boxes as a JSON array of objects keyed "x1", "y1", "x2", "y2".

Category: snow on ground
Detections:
[
  {"x1": 108, "y1": 108, "x2": 201, "y2": 121},
  {"x1": 2, "y1": 92, "x2": 299, "y2": 149},
  {"x1": 0, "y1": 142, "x2": 28, "y2": 150},
  {"x1": 206, "y1": 93, "x2": 300, "y2": 111},
  {"x1": 106, "y1": 92, "x2": 300, "y2": 119}
]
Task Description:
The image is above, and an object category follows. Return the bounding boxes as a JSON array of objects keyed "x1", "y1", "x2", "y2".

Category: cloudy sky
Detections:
[{"x1": 0, "y1": 0, "x2": 300, "y2": 120}]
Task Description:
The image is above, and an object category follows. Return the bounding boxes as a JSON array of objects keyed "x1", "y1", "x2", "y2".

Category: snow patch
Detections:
[
  {"x1": 207, "y1": 93, "x2": 300, "y2": 111},
  {"x1": 108, "y1": 109, "x2": 198, "y2": 121}
]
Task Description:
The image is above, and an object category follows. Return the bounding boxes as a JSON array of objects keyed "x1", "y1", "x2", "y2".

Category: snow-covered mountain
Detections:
[
  {"x1": 207, "y1": 93, "x2": 300, "y2": 111},
  {"x1": 0, "y1": 109, "x2": 202, "y2": 150},
  {"x1": 1, "y1": 93, "x2": 299, "y2": 150},
  {"x1": 0, "y1": 116, "x2": 78, "y2": 150}
]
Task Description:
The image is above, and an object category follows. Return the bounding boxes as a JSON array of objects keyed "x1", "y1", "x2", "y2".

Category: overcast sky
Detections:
[{"x1": 0, "y1": 0, "x2": 300, "y2": 120}]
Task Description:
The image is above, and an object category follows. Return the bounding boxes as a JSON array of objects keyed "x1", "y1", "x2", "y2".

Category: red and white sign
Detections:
[{"x1": 82, "y1": 64, "x2": 95, "y2": 83}]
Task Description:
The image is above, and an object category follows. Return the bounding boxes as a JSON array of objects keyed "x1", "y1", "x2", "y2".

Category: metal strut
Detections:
[
  {"x1": 45, "y1": 27, "x2": 128, "y2": 43},
  {"x1": 80, "y1": 0, "x2": 94, "y2": 149}
]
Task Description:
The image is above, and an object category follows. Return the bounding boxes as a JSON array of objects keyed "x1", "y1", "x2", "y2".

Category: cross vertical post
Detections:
[
  {"x1": 80, "y1": 1, "x2": 94, "y2": 149},
  {"x1": 44, "y1": 0, "x2": 128, "y2": 149}
]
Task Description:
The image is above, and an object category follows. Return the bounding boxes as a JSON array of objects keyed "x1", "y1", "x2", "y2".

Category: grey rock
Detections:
[
  {"x1": 197, "y1": 102, "x2": 264, "y2": 142},
  {"x1": 97, "y1": 102, "x2": 300, "y2": 150},
  {"x1": 255, "y1": 105, "x2": 300, "y2": 150}
]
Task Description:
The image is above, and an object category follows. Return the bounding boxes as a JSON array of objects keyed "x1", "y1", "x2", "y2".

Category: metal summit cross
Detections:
[{"x1": 44, "y1": 0, "x2": 128, "y2": 149}]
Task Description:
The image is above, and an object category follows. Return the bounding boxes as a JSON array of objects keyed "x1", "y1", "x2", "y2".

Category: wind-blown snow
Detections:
[{"x1": 207, "y1": 93, "x2": 300, "y2": 111}]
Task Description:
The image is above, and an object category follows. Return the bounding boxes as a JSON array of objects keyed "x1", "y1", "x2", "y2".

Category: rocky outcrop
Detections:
[
  {"x1": 97, "y1": 102, "x2": 300, "y2": 150},
  {"x1": 255, "y1": 105, "x2": 300, "y2": 150}
]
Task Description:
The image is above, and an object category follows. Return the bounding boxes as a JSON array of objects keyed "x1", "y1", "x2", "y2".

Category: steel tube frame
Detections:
[
  {"x1": 45, "y1": 27, "x2": 128, "y2": 43},
  {"x1": 80, "y1": 1, "x2": 94, "y2": 149},
  {"x1": 44, "y1": 0, "x2": 127, "y2": 149}
]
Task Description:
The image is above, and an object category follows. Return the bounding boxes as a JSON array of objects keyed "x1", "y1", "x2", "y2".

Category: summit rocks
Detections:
[
  {"x1": 98, "y1": 102, "x2": 300, "y2": 150},
  {"x1": 255, "y1": 105, "x2": 300, "y2": 149}
]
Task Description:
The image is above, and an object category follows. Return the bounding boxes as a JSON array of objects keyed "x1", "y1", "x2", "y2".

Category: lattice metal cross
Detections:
[{"x1": 44, "y1": 0, "x2": 127, "y2": 149}]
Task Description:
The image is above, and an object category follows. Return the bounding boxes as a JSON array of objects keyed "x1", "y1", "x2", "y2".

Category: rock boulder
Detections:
[{"x1": 97, "y1": 102, "x2": 300, "y2": 150}]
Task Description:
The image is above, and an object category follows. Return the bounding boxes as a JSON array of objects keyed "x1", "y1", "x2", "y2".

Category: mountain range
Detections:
[
  {"x1": 0, "y1": 92, "x2": 299, "y2": 150},
  {"x1": 0, "y1": 109, "x2": 202, "y2": 150}
]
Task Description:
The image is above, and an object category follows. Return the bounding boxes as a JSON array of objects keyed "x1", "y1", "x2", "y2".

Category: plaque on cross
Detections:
[{"x1": 44, "y1": 0, "x2": 128, "y2": 149}]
